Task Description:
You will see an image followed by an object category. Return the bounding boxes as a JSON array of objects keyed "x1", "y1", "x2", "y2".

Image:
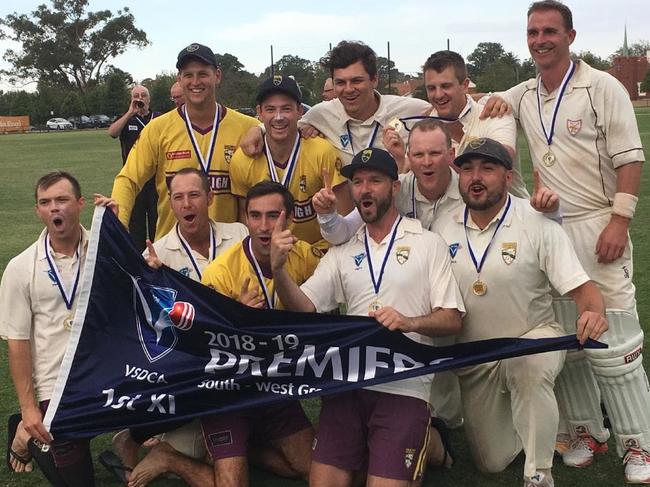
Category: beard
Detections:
[
  {"x1": 460, "y1": 180, "x2": 507, "y2": 211},
  {"x1": 355, "y1": 189, "x2": 393, "y2": 224}
]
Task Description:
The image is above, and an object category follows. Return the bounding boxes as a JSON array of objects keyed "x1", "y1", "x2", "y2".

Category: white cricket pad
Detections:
[
  {"x1": 552, "y1": 298, "x2": 609, "y2": 442},
  {"x1": 586, "y1": 310, "x2": 650, "y2": 456}
]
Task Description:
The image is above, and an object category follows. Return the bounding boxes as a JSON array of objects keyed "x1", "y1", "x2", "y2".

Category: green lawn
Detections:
[{"x1": 0, "y1": 110, "x2": 649, "y2": 486}]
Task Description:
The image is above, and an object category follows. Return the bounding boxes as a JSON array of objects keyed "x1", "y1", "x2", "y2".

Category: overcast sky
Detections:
[{"x1": 0, "y1": 0, "x2": 647, "y2": 90}]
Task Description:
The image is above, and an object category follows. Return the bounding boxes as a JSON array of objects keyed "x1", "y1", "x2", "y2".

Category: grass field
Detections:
[{"x1": 0, "y1": 110, "x2": 649, "y2": 486}]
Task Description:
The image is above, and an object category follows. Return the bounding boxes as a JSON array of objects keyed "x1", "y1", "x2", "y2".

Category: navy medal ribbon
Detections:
[
  {"x1": 463, "y1": 195, "x2": 512, "y2": 276},
  {"x1": 263, "y1": 133, "x2": 301, "y2": 188},
  {"x1": 182, "y1": 103, "x2": 221, "y2": 175},
  {"x1": 536, "y1": 61, "x2": 575, "y2": 148},
  {"x1": 364, "y1": 216, "x2": 403, "y2": 296},
  {"x1": 346, "y1": 121, "x2": 380, "y2": 154},
  {"x1": 44, "y1": 233, "x2": 82, "y2": 310},
  {"x1": 245, "y1": 236, "x2": 275, "y2": 309},
  {"x1": 175, "y1": 223, "x2": 217, "y2": 281}
]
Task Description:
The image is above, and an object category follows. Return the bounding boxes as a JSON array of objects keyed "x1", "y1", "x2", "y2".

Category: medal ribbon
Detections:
[
  {"x1": 44, "y1": 233, "x2": 82, "y2": 310},
  {"x1": 346, "y1": 120, "x2": 380, "y2": 154},
  {"x1": 399, "y1": 96, "x2": 473, "y2": 131},
  {"x1": 263, "y1": 133, "x2": 301, "y2": 188},
  {"x1": 364, "y1": 216, "x2": 402, "y2": 295},
  {"x1": 536, "y1": 61, "x2": 575, "y2": 147},
  {"x1": 463, "y1": 195, "x2": 512, "y2": 275},
  {"x1": 245, "y1": 236, "x2": 275, "y2": 309},
  {"x1": 182, "y1": 103, "x2": 221, "y2": 175},
  {"x1": 175, "y1": 223, "x2": 217, "y2": 280}
]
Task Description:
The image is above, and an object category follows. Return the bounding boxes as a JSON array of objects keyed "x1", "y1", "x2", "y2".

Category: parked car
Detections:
[
  {"x1": 89, "y1": 114, "x2": 111, "y2": 128},
  {"x1": 67, "y1": 115, "x2": 94, "y2": 129},
  {"x1": 46, "y1": 118, "x2": 73, "y2": 130}
]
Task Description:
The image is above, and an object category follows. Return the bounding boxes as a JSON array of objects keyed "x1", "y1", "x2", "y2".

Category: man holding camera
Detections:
[{"x1": 108, "y1": 84, "x2": 161, "y2": 252}]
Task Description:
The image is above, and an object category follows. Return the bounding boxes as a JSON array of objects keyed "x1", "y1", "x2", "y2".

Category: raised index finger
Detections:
[
  {"x1": 273, "y1": 210, "x2": 287, "y2": 234},
  {"x1": 322, "y1": 167, "x2": 332, "y2": 191},
  {"x1": 532, "y1": 169, "x2": 542, "y2": 194}
]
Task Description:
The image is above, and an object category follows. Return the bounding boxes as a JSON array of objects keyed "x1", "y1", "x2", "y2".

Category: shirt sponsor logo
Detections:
[
  {"x1": 501, "y1": 242, "x2": 517, "y2": 265},
  {"x1": 293, "y1": 199, "x2": 316, "y2": 222},
  {"x1": 208, "y1": 175, "x2": 231, "y2": 192},
  {"x1": 128, "y1": 125, "x2": 138, "y2": 131},
  {"x1": 166, "y1": 150, "x2": 192, "y2": 160},
  {"x1": 567, "y1": 119, "x2": 582, "y2": 136},
  {"x1": 448, "y1": 243, "x2": 460, "y2": 259}
]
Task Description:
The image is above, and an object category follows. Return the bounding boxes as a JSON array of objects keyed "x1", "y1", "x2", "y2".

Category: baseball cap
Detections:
[
  {"x1": 256, "y1": 75, "x2": 302, "y2": 104},
  {"x1": 341, "y1": 148, "x2": 398, "y2": 180},
  {"x1": 453, "y1": 137, "x2": 513, "y2": 170},
  {"x1": 176, "y1": 43, "x2": 218, "y2": 70}
]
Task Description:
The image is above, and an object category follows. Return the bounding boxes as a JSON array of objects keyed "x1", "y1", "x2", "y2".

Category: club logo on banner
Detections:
[
  {"x1": 42, "y1": 208, "x2": 607, "y2": 441},
  {"x1": 129, "y1": 275, "x2": 195, "y2": 362}
]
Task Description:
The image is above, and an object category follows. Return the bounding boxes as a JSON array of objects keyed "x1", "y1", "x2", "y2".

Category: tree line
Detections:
[{"x1": 1, "y1": 0, "x2": 648, "y2": 125}]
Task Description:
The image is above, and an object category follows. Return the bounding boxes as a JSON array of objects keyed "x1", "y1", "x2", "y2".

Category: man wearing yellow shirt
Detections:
[
  {"x1": 230, "y1": 75, "x2": 352, "y2": 251},
  {"x1": 199, "y1": 181, "x2": 318, "y2": 486},
  {"x1": 203, "y1": 180, "x2": 322, "y2": 309},
  {"x1": 111, "y1": 43, "x2": 259, "y2": 240}
]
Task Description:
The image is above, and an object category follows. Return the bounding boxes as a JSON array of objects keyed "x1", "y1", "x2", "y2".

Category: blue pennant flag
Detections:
[{"x1": 44, "y1": 207, "x2": 606, "y2": 440}]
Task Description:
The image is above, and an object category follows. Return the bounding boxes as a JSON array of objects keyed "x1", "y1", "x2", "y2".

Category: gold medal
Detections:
[
  {"x1": 472, "y1": 279, "x2": 487, "y2": 296},
  {"x1": 388, "y1": 117, "x2": 403, "y2": 132},
  {"x1": 542, "y1": 150, "x2": 556, "y2": 167},
  {"x1": 62, "y1": 313, "x2": 74, "y2": 331},
  {"x1": 369, "y1": 299, "x2": 382, "y2": 313}
]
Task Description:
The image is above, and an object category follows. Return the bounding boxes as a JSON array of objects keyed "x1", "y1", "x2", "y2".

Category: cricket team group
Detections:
[{"x1": 1, "y1": 1, "x2": 647, "y2": 486}]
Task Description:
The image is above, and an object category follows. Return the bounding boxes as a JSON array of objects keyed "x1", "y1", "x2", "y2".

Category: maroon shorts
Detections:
[
  {"x1": 312, "y1": 390, "x2": 430, "y2": 481},
  {"x1": 200, "y1": 401, "x2": 312, "y2": 460},
  {"x1": 40, "y1": 400, "x2": 91, "y2": 468}
]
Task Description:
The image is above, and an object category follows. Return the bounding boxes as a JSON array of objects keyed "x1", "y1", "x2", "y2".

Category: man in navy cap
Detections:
[
  {"x1": 437, "y1": 137, "x2": 608, "y2": 487},
  {"x1": 230, "y1": 75, "x2": 352, "y2": 250},
  {"x1": 112, "y1": 42, "x2": 259, "y2": 243},
  {"x1": 271, "y1": 147, "x2": 465, "y2": 486}
]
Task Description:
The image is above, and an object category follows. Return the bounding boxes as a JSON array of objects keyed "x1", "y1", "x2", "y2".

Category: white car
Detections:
[{"x1": 46, "y1": 118, "x2": 73, "y2": 130}]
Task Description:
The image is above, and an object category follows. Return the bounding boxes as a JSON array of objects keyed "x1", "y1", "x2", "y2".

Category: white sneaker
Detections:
[
  {"x1": 524, "y1": 471, "x2": 554, "y2": 487},
  {"x1": 555, "y1": 433, "x2": 571, "y2": 457},
  {"x1": 624, "y1": 448, "x2": 650, "y2": 484},
  {"x1": 562, "y1": 434, "x2": 608, "y2": 468}
]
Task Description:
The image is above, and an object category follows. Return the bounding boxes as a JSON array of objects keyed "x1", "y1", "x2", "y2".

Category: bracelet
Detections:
[{"x1": 612, "y1": 192, "x2": 638, "y2": 219}]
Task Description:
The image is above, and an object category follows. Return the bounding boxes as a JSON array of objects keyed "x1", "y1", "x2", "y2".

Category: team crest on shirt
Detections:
[
  {"x1": 178, "y1": 267, "x2": 190, "y2": 277},
  {"x1": 404, "y1": 448, "x2": 416, "y2": 469},
  {"x1": 300, "y1": 175, "x2": 307, "y2": 193},
  {"x1": 448, "y1": 242, "x2": 460, "y2": 259},
  {"x1": 335, "y1": 158, "x2": 343, "y2": 171},
  {"x1": 501, "y1": 242, "x2": 517, "y2": 265},
  {"x1": 567, "y1": 119, "x2": 582, "y2": 136},
  {"x1": 352, "y1": 252, "x2": 366, "y2": 269},
  {"x1": 340, "y1": 134, "x2": 350, "y2": 148},
  {"x1": 396, "y1": 246, "x2": 410, "y2": 265},
  {"x1": 224, "y1": 145, "x2": 236, "y2": 164}
]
